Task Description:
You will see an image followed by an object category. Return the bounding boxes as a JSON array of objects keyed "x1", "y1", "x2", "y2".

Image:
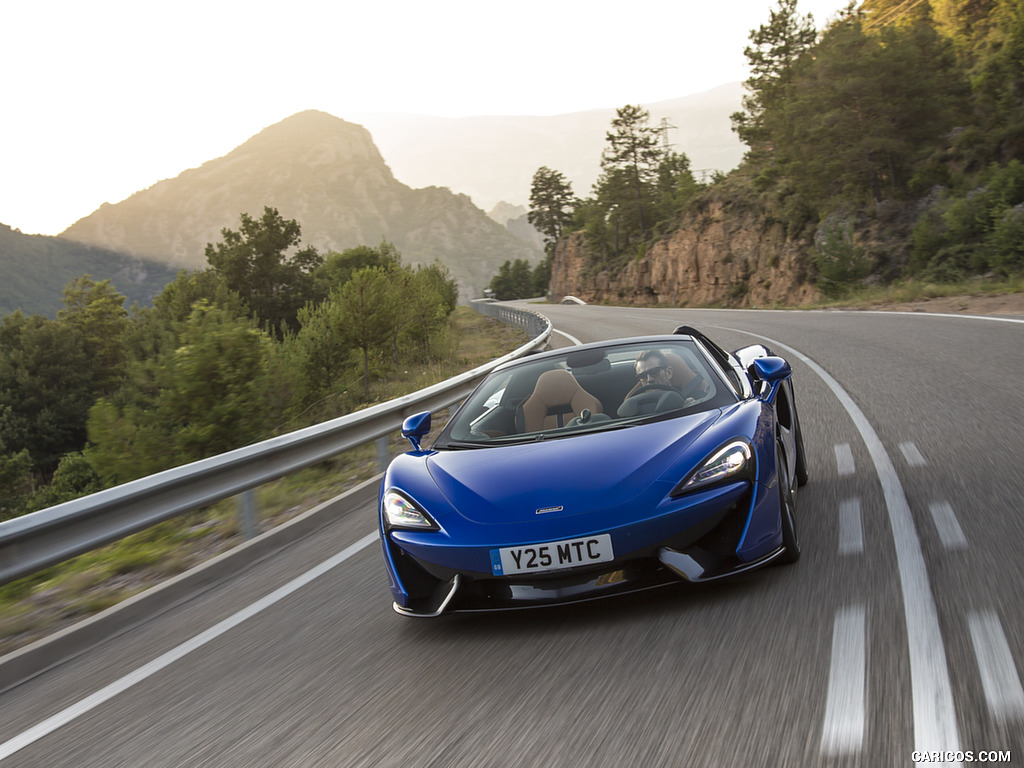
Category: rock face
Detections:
[{"x1": 550, "y1": 199, "x2": 819, "y2": 307}]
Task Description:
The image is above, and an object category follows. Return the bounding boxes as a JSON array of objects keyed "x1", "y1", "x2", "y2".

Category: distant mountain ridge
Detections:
[
  {"x1": 351, "y1": 83, "x2": 746, "y2": 211},
  {"x1": 60, "y1": 111, "x2": 542, "y2": 299},
  {"x1": 0, "y1": 223, "x2": 180, "y2": 317}
]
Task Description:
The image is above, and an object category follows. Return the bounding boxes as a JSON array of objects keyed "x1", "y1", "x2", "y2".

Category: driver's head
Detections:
[{"x1": 635, "y1": 350, "x2": 673, "y2": 386}]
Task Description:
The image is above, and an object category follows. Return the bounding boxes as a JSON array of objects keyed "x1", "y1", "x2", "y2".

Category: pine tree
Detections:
[
  {"x1": 528, "y1": 167, "x2": 576, "y2": 256},
  {"x1": 595, "y1": 105, "x2": 664, "y2": 247},
  {"x1": 731, "y1": 0, "x2": 817, "y2": 155}
]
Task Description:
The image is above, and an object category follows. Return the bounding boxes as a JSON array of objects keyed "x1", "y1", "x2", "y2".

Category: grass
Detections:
[
  {"x1": 0, "y1": 308, "x2": 528, "y2": 657},
  {"x1": 801, "y1": 274, "x2": 1024, "y2": 310}
]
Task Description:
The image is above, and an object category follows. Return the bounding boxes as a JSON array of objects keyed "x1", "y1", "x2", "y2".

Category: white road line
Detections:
[
  {"x1": 968, "y1": 610, "x2": 1024, "y2": 722},
  {"x1": 719, "y1": 326, "x2": 961, "y2": 758},
  {"x1": 835, "y1": 443, "x2": 856, "y2": 476},
  {"x1": 0, "y1": 532, "x2": 379, "y2": 763},
  {"x1": 929, "y1": 502, "x2": 967, "y2": 551},
  {"x1": 899, "y1": 442, "x2": 927, "y2": 467},
  {"x1": 821, "y1": 605, "x2": 867, "y2": 754},
  {"x1": 552, "y1": 328, "x2": 583, "y2": 346},
  {"x1": 839, "y1": 498, "x2": 864, "y2": 555},
  {"x1": 651, "y1": 306, "x2": 1024, "y2": 325}
]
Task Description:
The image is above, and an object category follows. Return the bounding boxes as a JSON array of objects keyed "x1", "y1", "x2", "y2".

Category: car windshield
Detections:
[{"x1": 435, "y1": 340, "x2": 738, "y2": 448}]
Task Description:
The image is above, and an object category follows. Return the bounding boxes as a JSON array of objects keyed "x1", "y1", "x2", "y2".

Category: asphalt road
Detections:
[{"x1": 1, "y1": 305, "x2": 1021, "y2": 767}]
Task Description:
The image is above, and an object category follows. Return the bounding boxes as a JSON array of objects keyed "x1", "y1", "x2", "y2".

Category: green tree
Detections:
[
  {"x1": 27, "y1": 452, "x2": 102, "y2": 512},
  {"x1": 766, "y1": 13, "x2": 969, "y2": 205},
  {"x1": 160, "y1": 303, "x2": 271, "y2": 459},
  {"x1": 532, "y1": 256, "x2": 553, "y2": 297},
  {"x1": 313, "y1": 240, "x2": 401, "y2": 298},
  {"x1": 205, "y1": 207, "x2": 323, "y2": 336},
  {"x1": 86, "y1": 303, "x2": 273, "y2": 483},
  {"x1": 595, "y1": 105, "x2": 664, "y2": 246},
  {"x1": 0, "y1": 311, "x2": 93, "y2": 472},
  {"x1": 58, "y1": 275, "x2": 128, "y2": 396},
  {"x1": 489, "y1": 259, "x2": 536, "y2": 300},
  {"x1": 528, "y1": 167, "x2": 576, "y2": 256},
  {"x1": 968, "y1": 0, "x2": 1024, "y2": 163},
  {"x1": 0, "y1": 433, "x2": 33, "y2": 520},
  {"x1": 731, "y1": 0, "x2": 818, "y2": 155},
  {"x1": 152, "y1": 268, "x2": 246, "y2": 325},
  {"x1": 294, "y1": 299, "x2": 352, "y2": 410},
  {"x1": 655, "y1": 150, "x2": 701, "y2": 222},
  {"x1": 815, "y1": 222, "x2": 872, "y2": 296},
  {"x1": 399, "y1": 265, "x2": 455, "y2": 360},
  {"x1": 910, "y1": 160, "x2": 1024, "y2": 279},
  {"x1": 335, "y1": 267, "x2": 396, "y2": 394}
]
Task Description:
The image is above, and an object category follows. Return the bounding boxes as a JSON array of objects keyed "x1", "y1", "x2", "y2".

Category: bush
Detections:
[
  {"x1": 987, "y1": 206, "x2": 1024, "y2": 275},
  {"x1": 815, "y1": 223, "x2": 871, "y2": 297}
]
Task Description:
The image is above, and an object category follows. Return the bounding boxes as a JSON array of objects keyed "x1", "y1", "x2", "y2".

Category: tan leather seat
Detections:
[
  {"x1": 664, "y1": 352, "x2": 697, "y2": 390},
  {"x1": 520, "y1": 370, "x2": 603, "y2": 432}
]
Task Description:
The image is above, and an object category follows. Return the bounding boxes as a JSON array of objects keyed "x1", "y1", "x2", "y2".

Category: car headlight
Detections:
[
  {"x1": 674, "y1": 440, "x2": 753, "y2": 495},
  {"x1": 383, "y1": 490, "x2": 438, "y2": 530}
]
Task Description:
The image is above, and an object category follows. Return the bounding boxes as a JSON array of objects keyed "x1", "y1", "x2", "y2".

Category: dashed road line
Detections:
[
  {"x1": 821, "y1": 604, "x2": 867, "y2": 754},
  {"x1": 838, "y1": 498, "x2": 864, "y2": 555},
  {"x1": 835, "y1": 443, "x2": 856, "y2": 476},
  {"x1": 928, "y1": 502, "x2": 967, "y2": 551},
  {"x1": 968, "y1": 610, "x2": 1024, "y2": 722},
  {"x1": 899, "y1": 441, "x2": 927, "y2": 467},
  {"x1": 720, "y1": 327, "x2": 961, "y2": 758}
]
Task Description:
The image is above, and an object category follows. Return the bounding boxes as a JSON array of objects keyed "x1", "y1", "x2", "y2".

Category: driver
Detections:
[
  {"x1": 634, "y1": 350, "x2": 675, "y2": 388},
  {"x1": 617, "y1": 349, "x2": 693, "y2": 418}
]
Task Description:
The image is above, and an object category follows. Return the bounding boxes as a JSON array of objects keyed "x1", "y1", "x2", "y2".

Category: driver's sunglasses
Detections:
[{"x1": 636, "y1": 365, "x2": 667, "y2": 382}]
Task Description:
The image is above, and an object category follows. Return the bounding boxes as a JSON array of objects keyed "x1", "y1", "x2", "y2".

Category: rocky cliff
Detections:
[{"x1": 550, "y1": 197, "x2": 820, "y2": 307}]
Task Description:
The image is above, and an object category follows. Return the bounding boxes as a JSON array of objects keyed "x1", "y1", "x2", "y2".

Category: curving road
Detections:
[{"x1": 1, "y1": 305, "x2": 1022, "y2": 767}]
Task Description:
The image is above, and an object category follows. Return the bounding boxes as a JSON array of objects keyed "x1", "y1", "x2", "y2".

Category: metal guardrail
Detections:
[
  {"x1": 0, "y1": 302, "x2": 551, "y2": 586},
  {"x1": 471, "y1": 298, "x2": 551, "y2": 338}
]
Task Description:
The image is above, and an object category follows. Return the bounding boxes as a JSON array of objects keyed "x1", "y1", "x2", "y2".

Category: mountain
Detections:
[
  {"x1": 487, "y1": 203, "x2": 545, "y2": 252},
  {"x1": 59, "y1": 111, "x2": 542, "y2": 299},
  {"x1": 350, "y1": 83, "x2": 746, "y2": 211},
  {"x1": 0, "y1": 223, "x2": 181, "y2": 317}
]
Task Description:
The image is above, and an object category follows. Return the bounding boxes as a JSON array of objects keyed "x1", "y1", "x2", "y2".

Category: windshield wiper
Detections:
[{"x1": 435, "y1": 440, "x2": 489, "y2": 450}]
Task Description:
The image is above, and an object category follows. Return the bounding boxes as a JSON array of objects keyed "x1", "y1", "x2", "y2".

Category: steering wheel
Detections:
[{"x1": 628, "y1": 383, "x2": 678, "y2": 398}]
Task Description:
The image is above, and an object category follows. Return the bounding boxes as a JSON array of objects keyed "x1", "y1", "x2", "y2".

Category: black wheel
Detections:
[{"x1": 777, "y1": 443, "x2": 801, "y2": 564}]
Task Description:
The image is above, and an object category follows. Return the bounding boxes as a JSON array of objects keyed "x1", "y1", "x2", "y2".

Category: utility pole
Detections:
[{"x1": 658, "y1": 117, "x2": 677, "y2": 154}]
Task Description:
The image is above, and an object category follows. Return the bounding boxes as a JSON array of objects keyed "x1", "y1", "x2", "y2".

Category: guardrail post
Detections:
[
  {"x1": 238, "y1": 489, "x2": 258, "y2": 540},
  {"x1": 376, "y1": 435, "x2": 390, "y2": 472}
]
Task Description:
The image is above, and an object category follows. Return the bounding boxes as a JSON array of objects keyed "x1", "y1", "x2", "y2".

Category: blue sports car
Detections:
[{"x1": 379, "y1": 326, "x2": 808, "y2": 617}]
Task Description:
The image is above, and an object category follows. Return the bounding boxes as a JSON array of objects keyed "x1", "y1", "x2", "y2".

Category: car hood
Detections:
[{"x1": 424, "y1": 411, "x2": 721, "y2": 526}]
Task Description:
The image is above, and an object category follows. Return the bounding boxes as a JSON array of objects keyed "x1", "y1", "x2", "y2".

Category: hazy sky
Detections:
[{"x1": 2, "y1": 0, "x2": 852, "y2": 236}]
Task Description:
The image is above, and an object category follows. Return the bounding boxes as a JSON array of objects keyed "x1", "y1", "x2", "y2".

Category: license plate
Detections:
[{"x1": 491, "y1": 534, "x2": 614, "y2": 576}]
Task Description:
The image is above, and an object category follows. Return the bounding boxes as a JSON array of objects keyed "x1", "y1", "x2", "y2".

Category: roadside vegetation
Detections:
[
  {"x1": 0, "y1": 209, "x2": 530, "y2": 654},
  {"x1": 802, "y1": 273, "x2": 1024, "y2": 310},
  {"x1": 0, "y1": 301, "x2": 527, "y2": 656},
  {"x1": 507, "y1": 0, "x2": 1024, "y2": 301},
  {"x1": 1, "y1": 208, "x2": 461, "y2": 519}
]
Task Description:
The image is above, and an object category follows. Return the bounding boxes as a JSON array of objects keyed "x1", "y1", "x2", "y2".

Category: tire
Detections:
[
  {"x1": 794, "y1": 412, "x2": 810, "y2": 487},
  {"x1": 777, "y1": 444, "x2": 801, "y2": 564}
]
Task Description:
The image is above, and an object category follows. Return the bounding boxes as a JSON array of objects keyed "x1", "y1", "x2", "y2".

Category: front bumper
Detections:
[{"x1": 384, "y1": 479, "x2": 775, "y2": 617}]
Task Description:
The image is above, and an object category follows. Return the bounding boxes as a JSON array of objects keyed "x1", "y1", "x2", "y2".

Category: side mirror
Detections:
[
  {"x1": 401, "y1": 411, "x2": 432, "y2": 452},
  {"x1": 749, "y1": 357, "x2": 791, "y2": 402},
  {"x1": 750, "y1": 356, "x2": 791, "y2": 383}
]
